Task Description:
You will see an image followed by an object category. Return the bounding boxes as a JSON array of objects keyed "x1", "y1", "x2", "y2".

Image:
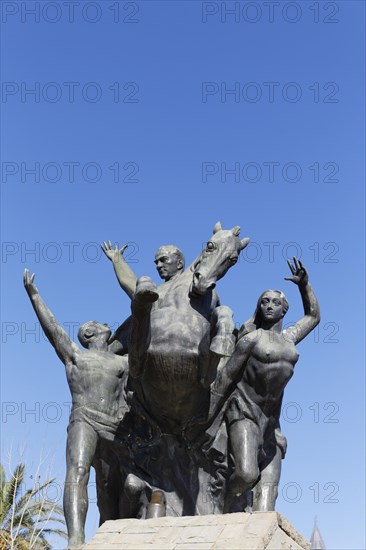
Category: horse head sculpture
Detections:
[{"x1": 190, "y1": 221, "x2": 249, "y2": 296}]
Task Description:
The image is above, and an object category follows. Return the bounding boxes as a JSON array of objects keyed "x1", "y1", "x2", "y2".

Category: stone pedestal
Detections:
[{"x1": 84, "y1": 512, "x2": 310, "y2": 549}]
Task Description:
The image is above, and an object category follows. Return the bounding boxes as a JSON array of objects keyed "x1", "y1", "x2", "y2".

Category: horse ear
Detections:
[
  {"x1": 240, "y1": 237, "x2": 250, "y2": 250},
  {"x1": 232, "y1": 226, "x2": 240, "y2": 236},
  {"x1": 213, "y1": 221, "x2": 222, "y2": 234}
]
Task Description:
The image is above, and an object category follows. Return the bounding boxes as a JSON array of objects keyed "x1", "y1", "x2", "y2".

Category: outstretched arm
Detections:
[
  {"x1": 23, "y1": 270, "x2": 79, "y2": 365},
  {"x1": 101, "y1": 242, "x2": 137, "y2": 300},
  {"x1": 283, "y1": 257, "x2": 320, "y2": 345}
]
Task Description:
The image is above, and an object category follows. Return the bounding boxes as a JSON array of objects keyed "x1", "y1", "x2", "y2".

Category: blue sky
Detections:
[{"x1": 1, "y1": 1, "x2": 365, "y2": 548}]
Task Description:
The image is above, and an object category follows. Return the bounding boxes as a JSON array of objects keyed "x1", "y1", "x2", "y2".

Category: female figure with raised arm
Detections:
[{"x1": 217, "y1": 258, "x2": 320, "y2": 513}]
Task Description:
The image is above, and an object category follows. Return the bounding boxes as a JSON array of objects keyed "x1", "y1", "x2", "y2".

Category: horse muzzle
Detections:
[{"x1": 190, "y1": 272, "x2": 216, "y2": 295}]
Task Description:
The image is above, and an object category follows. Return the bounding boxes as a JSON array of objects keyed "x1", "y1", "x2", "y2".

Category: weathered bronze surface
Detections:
[{"x1": 24, "y1": 223, "x2": 320, "y2": 548}]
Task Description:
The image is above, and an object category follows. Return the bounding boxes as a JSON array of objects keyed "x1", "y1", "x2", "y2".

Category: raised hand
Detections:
[
  {"x1": 23, "y1": 269, "x2": 38, "y2": 296},
  {"x1": 101, "y1": 241, "x2": 128, "y2": 264},
  {"x1": 284, "y1": 257, "x2": 309, "y2": 287}
]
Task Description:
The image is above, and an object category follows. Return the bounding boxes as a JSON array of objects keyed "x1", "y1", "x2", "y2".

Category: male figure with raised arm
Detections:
[
  {"x1": 102, "y1": 240, "x2": 236, "y2": 363},
  {"x1": 23, "y1": 270, "x2": 129, "y2": 549},
  {"x1": 101, "y1": 241, "x2": 185, "y2": 297}
]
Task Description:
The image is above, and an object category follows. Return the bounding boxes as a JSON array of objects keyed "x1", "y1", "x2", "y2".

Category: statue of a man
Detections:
[
  {"x1": 102, "y1": 240, "x2": 235, "y2": 363},
  {"x1": 101, "y1": 241, "x2": 185, "y2": 298},
  {"x1": 153, "y1": 245, "x2": 185, "y2": 281},
  {"x1": 23, "y1": 270, "x2": 129, "y2": 549}
]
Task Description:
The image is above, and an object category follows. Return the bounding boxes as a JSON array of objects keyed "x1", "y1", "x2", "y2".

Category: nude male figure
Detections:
[{"x1": 24, "y1": 270, "x2": 129, "y2": 548}]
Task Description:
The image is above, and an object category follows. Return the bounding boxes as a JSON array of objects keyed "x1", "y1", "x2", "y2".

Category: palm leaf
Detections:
[
  {"x1": 0, "y1": 463, "x2": 66, "y2": 549},
  {"x1": 39, "y1": 528, "x2": 67, "y2": 539},
  {"x1": 0, "y1": 528, "x2": 12, "y2": 549},
  {"x1": 13, "y1": 492, "x2": 64, "y2": 522},
  {"x1": 0, "y1": 463, "x2": 25, "y2": 528},
  {"x1": 0, "y1": 465, "x2": 6, "y2": 502}
]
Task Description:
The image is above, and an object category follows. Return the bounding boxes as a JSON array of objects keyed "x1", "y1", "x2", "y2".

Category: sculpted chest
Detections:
[{"x1": 252, "y1": 333, "x2": 299, "y2": 364}]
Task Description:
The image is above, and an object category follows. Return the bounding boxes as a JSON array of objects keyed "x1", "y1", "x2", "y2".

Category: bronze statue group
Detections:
[{"x1": 24, "y1": 222, "x2": 320, "y2": 548}]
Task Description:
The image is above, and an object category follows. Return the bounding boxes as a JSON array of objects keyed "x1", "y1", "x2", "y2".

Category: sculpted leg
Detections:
[
  {"x1": 224, "y1": 420, "x2": 261, "y2": 513},
  {"x1": 123, "y1": 473, "x2": 151, "y2": 518},
  {"x1": 93, "y1": 447, "x2": 121, "y2": 524},
  {"x1": 202, "y1": 306, "x2": 235, "y2": 389},
  {"x1": 253, "y1": 427, "x2": 286, "y2": 512},
  {"x1": 210, "y1": 305, "x2": 236, "y2": 357},
  {"x1": 64, "y1": 422, "x2": 98, "y2": 548},
  {"x1": 129, "y1": 276, "x2": 158, "y2": 378},
  {"x1": 252, "y1": 445, "x2": 282, "y2": 511}
]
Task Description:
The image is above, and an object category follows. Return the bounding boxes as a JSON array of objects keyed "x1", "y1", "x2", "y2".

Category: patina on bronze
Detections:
[{"x1": 24, "y1": 223, "x2": 320, "y2": 549}]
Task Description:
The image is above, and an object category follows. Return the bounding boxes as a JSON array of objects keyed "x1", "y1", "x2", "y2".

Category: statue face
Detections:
[
  {"x1": 96, "y1": 323, "x2": 112, "y2": 341},
  {"x1": 260, "y1": 292, "x2": 284, "y2": 323},
  {"x1": 78, "y1": 321, "x2": 112, "y2": 348},
  {"x1": 154, "y1": 250, "x2": 182, "y2": 281},
  {"x1": 85, "y1": 322, "x2": 111, "y2": 343}
]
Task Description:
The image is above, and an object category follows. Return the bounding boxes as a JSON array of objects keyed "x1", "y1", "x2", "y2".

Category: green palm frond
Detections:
[
  {"x1": 0, "y1": 466, "x2": 6, "y2": 501},
  {"x1": 0, "y1": 463, "x2": 25, "y2": 526},
  {"x1": 18, "y1": 527, "x2": 53, "y2": 549},
  {"x1": 39, "y1": 528, "x2": 67, "y2": 539},
  {"x1": 14, "y1": 533, "x2": 36, "y2": 550},
  {"x1": 13, "y1": 489, "x2": 64, "y2": 523},
  {"x1": 0, "y1": 463, "x2": 66, "y2": 549},
  {"x1": 0, "y1": 528, "x2": 12, "y2": 549}
]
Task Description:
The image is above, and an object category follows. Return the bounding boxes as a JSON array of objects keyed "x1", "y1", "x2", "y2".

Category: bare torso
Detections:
[
  {"x1": 66, "y1": 350, "x2": 128, "y2": 421},
  {"x1": 236, "y1": 329, "x2": 299, "y2": 416}
]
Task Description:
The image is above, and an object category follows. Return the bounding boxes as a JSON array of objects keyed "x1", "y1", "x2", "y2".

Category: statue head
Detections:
[
  {"x1": 78, "y1": 321, "x2": 111, "y2": 348},
  {"x1": 154, "y1": 245, "x2": 185, "y2": 281},
  {"x1": 238, "y1": 290, "x2": 289, "y2": 338},
  {"x1": 190, "y1": 222, "x2": 249, "y2": 296},
  {"x1": 257, "y1": 290, "x2": 289, "y2": 324}
]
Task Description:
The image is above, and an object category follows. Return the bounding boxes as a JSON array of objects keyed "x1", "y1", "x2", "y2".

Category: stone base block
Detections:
[{"x1": 83, "y1": 512, "x2": 309, "y2": 549}]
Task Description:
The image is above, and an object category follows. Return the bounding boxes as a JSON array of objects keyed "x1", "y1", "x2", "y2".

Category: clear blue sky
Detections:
[{"x1": 1, "y1": 1, "x2": 365, "y2": 548}]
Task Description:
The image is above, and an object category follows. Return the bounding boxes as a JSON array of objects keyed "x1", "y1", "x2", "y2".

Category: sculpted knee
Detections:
[
  {"x1": 124, "y1": 474, "x2": 147, "y2": 500},
  {"x1": 234, "y1": 467, "x2": 259, "y2": 492},
  {"x1": 216, "y1": 305, "x2": 234, "y2": 321},
  {"x1": 215, "y1": 306, "x2": 234, "y2": 332},
  {"x1": 211, "y1": 306, "x2": 236, "y2": 357},
  {"x1": 75, "y1": 465, "x2": 88, "y2": 480}
]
